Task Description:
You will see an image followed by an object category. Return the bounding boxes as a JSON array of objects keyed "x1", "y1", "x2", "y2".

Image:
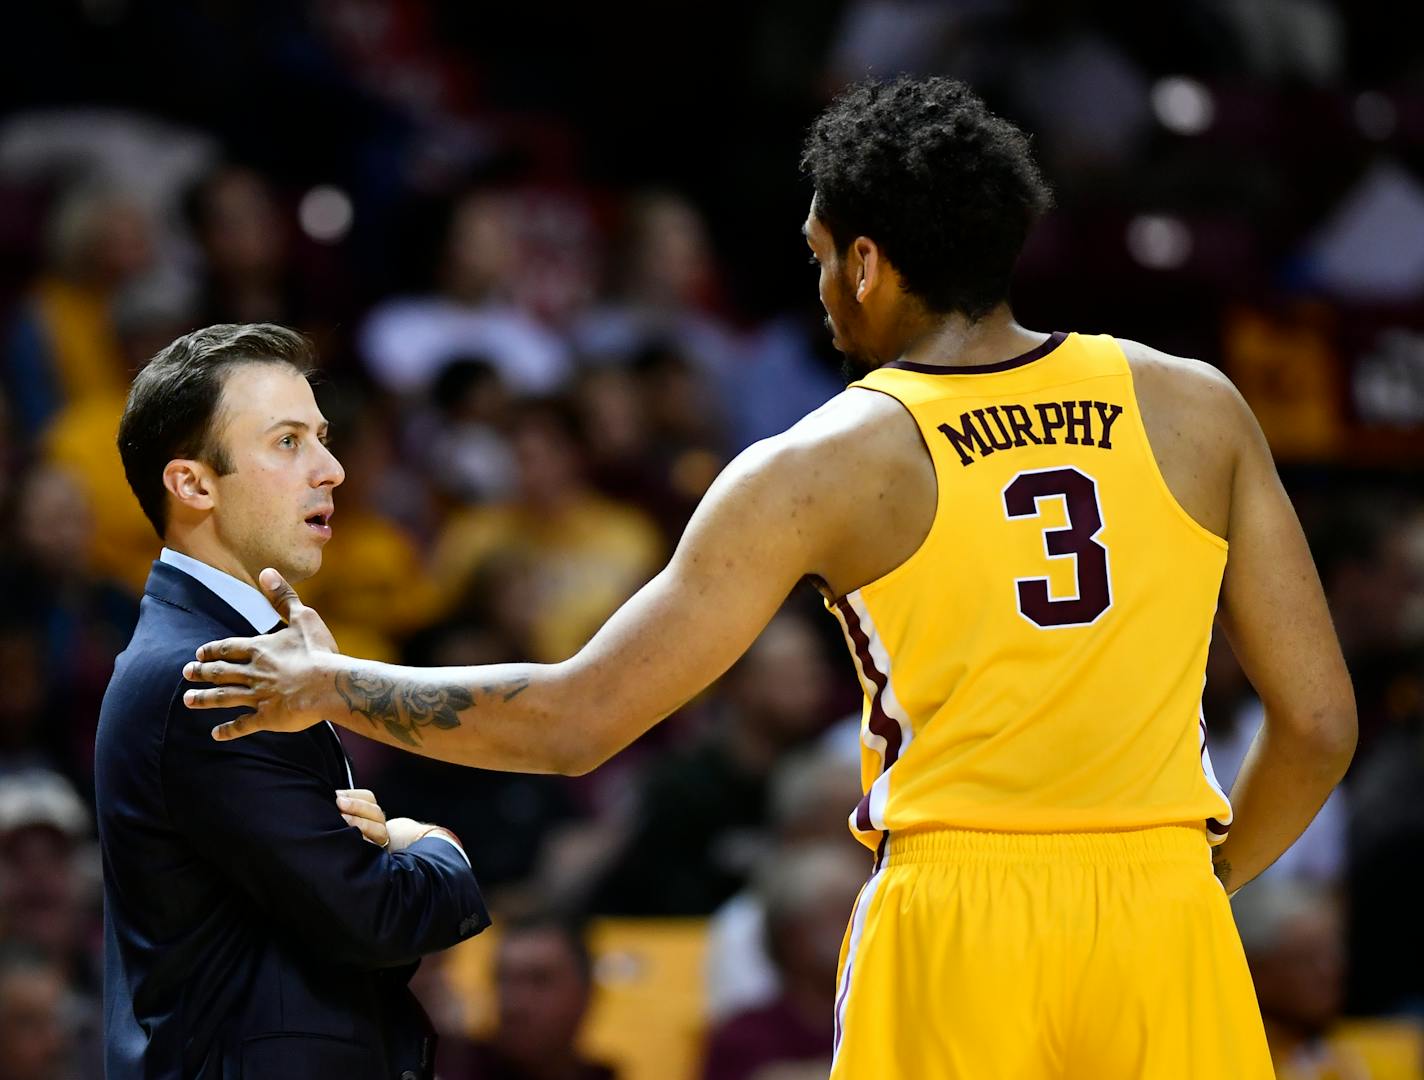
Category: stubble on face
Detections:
[
  {"x1": 827, "y1": 275, "x2": 877, "y2": 383},
  {"x1": 207, "y1": 364, "x2": 341, "y2": 586}
]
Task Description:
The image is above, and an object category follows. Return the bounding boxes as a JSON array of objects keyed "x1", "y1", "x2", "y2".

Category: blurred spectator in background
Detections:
[
  {"x1": 0, "y1": 943, "x2": 70, "y2": 1080},
  {"x1": 40, "y1": 391, "x2": 160, "y2": 595},
  {"x1": 576, "y1": 344, "x2": 726, "y2": 543},
  {"x1": 1341, "y1": 497, "x2": 1424, "y2": 1019},
  {"x1": 361, "y1": 189, "x2": 571, "y2": 398},
  {"x1": 706, "y1": 735, "x2": 863, "y2": 1022},
  {"x1": 0, "y1": 773, "x2": 98, "y2": 989},
  {"x1": 185, "y1": 165, "x2": 352, "y2": 360},
  {"x1": 1235, "y1": 879, "x2": 1424, "y2": 1079},
  {"x1": 588, "y1": 612, "x2": 832, "y2": 916},
  {"x1": 439, "y1": 914, "x2": 615, "y2": 1080},
  {"x1": 573, "y1": 192, "x2": 741, "y2": 393},
  {"x1": 422, "y1": 357, "x2": 518, "y2": 505},
  {"x1": 730, "y1": 312, "x2": 843, "y2": 451},
  {"x1": 702, "y1": 842, "x2": 865, "y2": 1080},
  {"x1": 1308, "y1": 498, "x2": 1424, "y2": 751},
  {"x1": 432, "y1": 396, "x2": 662, "y2": 663},
  {"x1": 17, "y1": 189, "x2": 168, "y2": 593},
  {"x1": 4, "y1": 185, "x2": 153, "y2": 439},
  {"x1": 186, "y1": 167, "x2": 291, "y2": 327},
  {"x1": 0, "y1": 772, "x2": 101, "y2": 1077},
  {"x1": 0, "y1": 465, "x2": 137, "y2": 789}
]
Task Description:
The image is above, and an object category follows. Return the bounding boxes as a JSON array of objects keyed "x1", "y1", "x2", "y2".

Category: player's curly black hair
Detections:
[{"x1": 800, "y1": 76, "x2": 1053, "y2": 320}]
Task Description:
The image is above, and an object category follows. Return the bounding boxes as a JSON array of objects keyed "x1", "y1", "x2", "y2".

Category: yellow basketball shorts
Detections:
[{"x1": 829, "y1": 826, "x2": 1273, "y2": 1079}]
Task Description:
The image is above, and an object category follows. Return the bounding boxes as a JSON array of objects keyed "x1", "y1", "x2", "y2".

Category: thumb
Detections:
[{"x1": 258, "y1": 567, "x2": 304, "y2": 623}]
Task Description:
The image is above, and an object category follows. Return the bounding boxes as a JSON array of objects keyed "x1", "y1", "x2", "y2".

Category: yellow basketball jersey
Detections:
[{"x1": 828, "y1": 331, "x2": 1233, "y2": 855}]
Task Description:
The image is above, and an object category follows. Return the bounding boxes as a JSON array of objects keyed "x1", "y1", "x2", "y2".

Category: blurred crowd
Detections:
[{"x1": 0, "y1": 2, "x2": 1421, "y2": 1079}]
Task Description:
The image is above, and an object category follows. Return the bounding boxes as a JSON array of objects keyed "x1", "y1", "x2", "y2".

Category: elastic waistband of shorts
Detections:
[{"x1": 882, "y1": 825, "x2": 1210, "y2": 868}]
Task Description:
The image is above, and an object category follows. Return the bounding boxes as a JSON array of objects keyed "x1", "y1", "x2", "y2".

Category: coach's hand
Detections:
[
  {"x1": 183, "y1": 568, "x2": 340, "y2": 740},
  {"x1": 337, "y1": 788, "x2": 390, "y2": 847}
]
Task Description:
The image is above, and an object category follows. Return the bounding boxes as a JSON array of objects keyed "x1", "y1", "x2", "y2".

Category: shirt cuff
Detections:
[{"x1": 421, "y1": 827, "x2": 470, "y2": 868}]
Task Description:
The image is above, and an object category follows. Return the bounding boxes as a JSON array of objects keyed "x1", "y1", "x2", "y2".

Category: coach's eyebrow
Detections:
[{"x1": 265, "y1": 419, "x2": 332, "y2": 438}]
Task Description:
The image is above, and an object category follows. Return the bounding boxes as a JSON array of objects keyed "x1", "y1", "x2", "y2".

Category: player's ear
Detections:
[
  {"x1": 163, "y1": 459, "x2": 216, "y2": 513},
  {"x1": 852, "y1": 236, "x2": 879, "y2": 303}
]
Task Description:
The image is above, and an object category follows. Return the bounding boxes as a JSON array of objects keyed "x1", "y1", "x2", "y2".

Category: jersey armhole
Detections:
[
  {"x1": 1117, "y1": 346, "x2": 1230, "y2": 552},
  {"x1": 832, "y1": 385, "x2": 945, "y2": 602}
]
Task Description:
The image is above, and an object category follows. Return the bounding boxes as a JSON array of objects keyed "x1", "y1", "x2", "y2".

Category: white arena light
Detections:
[
  {"x1": 1126, "y1": 215, "x2": 1193, "y2": 270},
  {"x1": 1151, "y1": 77, "x2": 1215, "y2": 136},
  {"x1": 299, "y1": 186, "x2": 354, "y2": 243}
]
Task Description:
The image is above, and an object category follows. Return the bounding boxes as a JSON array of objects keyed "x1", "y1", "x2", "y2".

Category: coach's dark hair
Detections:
[
  {"x1": 800, "y1": 76, "x2": 1053, "y2": 320},
  {"x1": 117, "y1": 323, "x2": 313, "y2": 538}
]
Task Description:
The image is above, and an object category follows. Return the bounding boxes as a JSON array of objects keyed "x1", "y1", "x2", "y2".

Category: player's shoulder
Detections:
[
  {"x1": 1115, "y1": 337, "x2": 1242, "y2": 407},
  {"x1": 711, "y1": 387, "x2": 923, "y2": 514},
  {"x1": 751, "y1": 386, "x2": 922, "y2": 478},
  {"x1": 792, "y1": 384, "x2": 920, "y2": 454},
  {"x1": 1115, "y1": 336, "x2": 1256, "y2": 436}
]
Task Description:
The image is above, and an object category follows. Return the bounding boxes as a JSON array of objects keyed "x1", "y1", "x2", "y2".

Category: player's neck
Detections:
[{"x1": 890, "y1": 305, "x2": 1043, "y2": 371}]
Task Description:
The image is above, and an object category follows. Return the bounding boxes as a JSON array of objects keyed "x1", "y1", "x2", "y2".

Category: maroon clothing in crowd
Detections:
[{"x1": 702, "y1": 995, "x2": 829, "y2": 1080}]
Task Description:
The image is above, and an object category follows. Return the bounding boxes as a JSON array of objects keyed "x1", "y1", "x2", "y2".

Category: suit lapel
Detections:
[{"x1": 144, "y1": 561, "x2": 355, "y2": 786}]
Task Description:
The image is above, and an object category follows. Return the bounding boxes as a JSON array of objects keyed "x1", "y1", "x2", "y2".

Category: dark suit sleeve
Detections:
[{"x1": 160, "y1": 684, "x2": 489, "y2": 970}]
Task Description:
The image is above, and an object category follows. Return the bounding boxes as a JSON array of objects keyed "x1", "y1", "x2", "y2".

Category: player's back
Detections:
[{"x1": 827, "y1": 330, "x2": 1233, "y2": 852}]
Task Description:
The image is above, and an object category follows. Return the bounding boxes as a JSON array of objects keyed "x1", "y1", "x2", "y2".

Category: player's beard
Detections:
[
  {"x1": 837, "y1": 327, "x2": 875, "y2": 384},
  {"x1": 826, "y1": 283, "x2": 874, "y2": 384}
]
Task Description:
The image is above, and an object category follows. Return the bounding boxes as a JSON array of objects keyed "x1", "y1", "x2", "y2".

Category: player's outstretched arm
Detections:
[
  {"x1": 1212, "y1": 381, "x2": 1356, "y2": 894},
  {"x1": 184, "y1": 431, "x2": 839, "y2": 774}
]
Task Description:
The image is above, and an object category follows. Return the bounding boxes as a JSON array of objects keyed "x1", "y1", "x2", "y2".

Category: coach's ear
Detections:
[{"x1": 163, "y1": 458, "x2": 216, "y2": 514}]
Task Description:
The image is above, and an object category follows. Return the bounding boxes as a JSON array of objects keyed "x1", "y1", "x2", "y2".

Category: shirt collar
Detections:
[{"x1": 158, "y1": 548, "x2": 282, "y2": 633}]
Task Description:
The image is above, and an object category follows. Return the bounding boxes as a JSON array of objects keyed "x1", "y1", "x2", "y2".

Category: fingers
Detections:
[
  {"x1": 340, "y1": 811, "x2": 390, "y2": 848},
  {"x1": 182, "y1": 661, "x2": 252, "y2": 686},
  {"x1": 336, "y1": 790, "x2": 389, "y2": 847},
  {"x1": 335, "y1": 795, "x2": 386, "y2": 826},
  {"x1": 183, "y1": 686, "x2": 258, "y2": 710},
  {"x1": 211, "y1": 714, "x2": 259, "y2": 741},
  {"x1": 195, "y1": 637, "x2": 258, "y2": 663},
  {"x1": 258, "y1": 568, "x2": 304, "y2": 622}
]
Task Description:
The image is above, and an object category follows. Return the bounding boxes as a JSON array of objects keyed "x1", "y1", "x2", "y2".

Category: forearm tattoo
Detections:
[{"x1": 333, "y1": 670, "x2": 528, "y2": 747}]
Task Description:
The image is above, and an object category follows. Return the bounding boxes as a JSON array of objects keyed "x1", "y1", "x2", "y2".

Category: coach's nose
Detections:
[{"x1": 313, "y1": 439, "x2": 345, "y2": 489}]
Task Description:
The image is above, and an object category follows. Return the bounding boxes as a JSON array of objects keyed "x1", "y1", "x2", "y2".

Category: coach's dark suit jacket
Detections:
[{"x1": 95, "y1": 561, "x2": 489, "y2": 1080}]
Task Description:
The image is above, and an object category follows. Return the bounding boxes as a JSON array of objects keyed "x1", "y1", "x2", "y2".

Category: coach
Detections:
[{"x1": 95, "y1": 324, "x2": 487, "y2": 1080}]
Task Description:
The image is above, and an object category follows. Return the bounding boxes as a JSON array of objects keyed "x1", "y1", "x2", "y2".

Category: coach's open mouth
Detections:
[{"x1": 305, "y1": 511, "x2": 334, "y2": 537}]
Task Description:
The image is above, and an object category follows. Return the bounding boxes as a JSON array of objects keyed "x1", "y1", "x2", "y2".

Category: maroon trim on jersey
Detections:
[
  {"x1": 835, "y1": 597, "x2": 902, "y2": 833},
  {"x1": 832, "y1": 922, "x2": 855, "y2": 1050},
  {"x1": 884, "y1": 330, "x2": 1068, "y2": 376},
  {"x1": 1200, "y1": 716, "x2": 1230, "y2": 839}
]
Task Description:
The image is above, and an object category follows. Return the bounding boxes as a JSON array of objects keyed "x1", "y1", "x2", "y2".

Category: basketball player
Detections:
[{"x1": 182, "y1": 78, "x2": 1355, "y2": 1077}]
